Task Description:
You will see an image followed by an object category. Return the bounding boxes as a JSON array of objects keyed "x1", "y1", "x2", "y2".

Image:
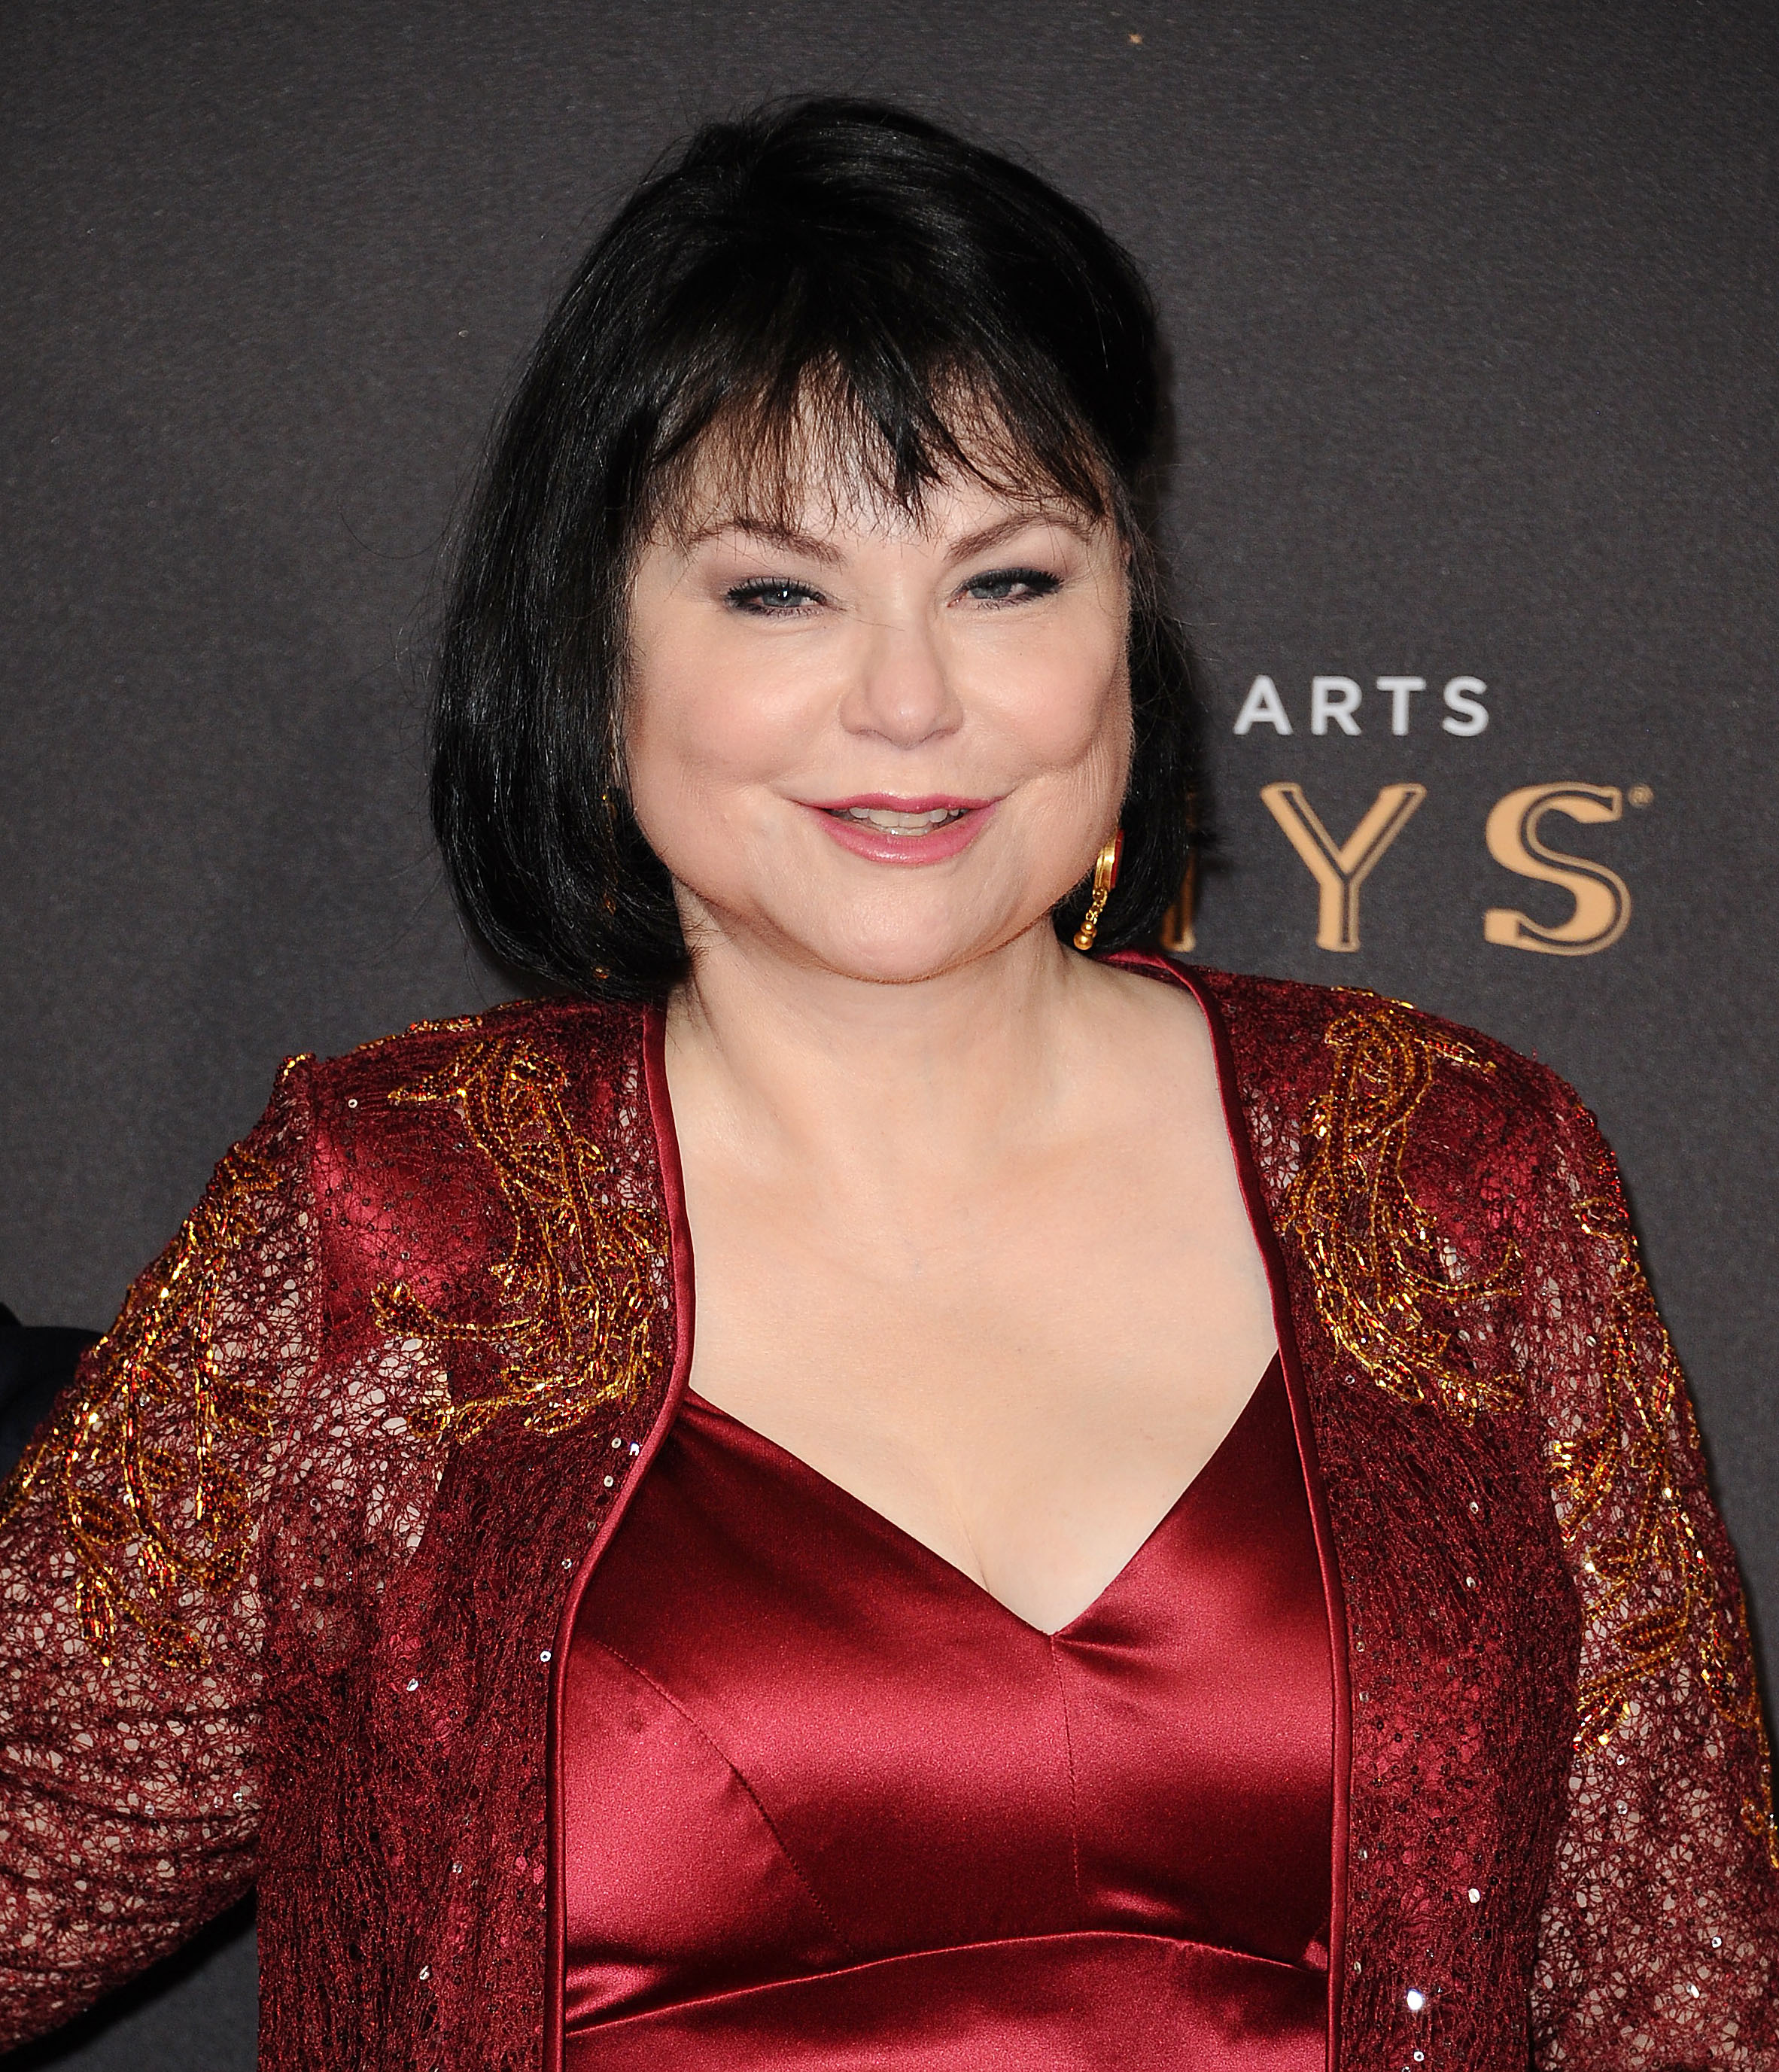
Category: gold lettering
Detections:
[
  {"x1": 1483, "y1": 783, "x2": 1631, "y2": 955},
  {"x1": 1261, "y1": 782, "x2": 1427, "y2": 951}
]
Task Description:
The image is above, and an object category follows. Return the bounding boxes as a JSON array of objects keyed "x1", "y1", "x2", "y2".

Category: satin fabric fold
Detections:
[
  {"x1": 562, "y1": 1353, "x2": 1330, "y2": 2065},
  {"x1": 570, "y1": 1934, "x2": 1324, "y2": 2070}
]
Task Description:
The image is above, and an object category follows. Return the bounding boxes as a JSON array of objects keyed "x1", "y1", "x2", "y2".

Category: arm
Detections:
[
  {"x1": 0, "y1": 1058, "x2": 319, "y2": 2048},
  {"x1": 1527, "y1": 1087, "x2": 1778, "y2": 2067}
]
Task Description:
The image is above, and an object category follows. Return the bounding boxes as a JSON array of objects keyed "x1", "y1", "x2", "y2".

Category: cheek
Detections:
[
  {"x1": 972, "y1": 610, "x2": 1131, "y2": 774},
  {"x1": 625, "y1": 625, "x2": 807, "y2": 809}
]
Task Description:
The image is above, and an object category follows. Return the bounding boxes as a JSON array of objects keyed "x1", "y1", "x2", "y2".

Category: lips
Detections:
[{"x1": 801, "y1": 793, "x2": 999, "y2": 865}]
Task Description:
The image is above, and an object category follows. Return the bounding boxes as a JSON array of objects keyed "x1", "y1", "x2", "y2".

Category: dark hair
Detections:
[{"x1": 432, "y1": 96, "x2": 1196, "y2": 996}]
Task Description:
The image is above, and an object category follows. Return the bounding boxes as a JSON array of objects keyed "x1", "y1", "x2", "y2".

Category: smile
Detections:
[{"x1": 801, "y1": 794, "x2": 999, "y2": 865}]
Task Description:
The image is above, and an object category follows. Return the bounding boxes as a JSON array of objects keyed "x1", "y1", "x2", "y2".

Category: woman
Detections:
[{"x1": 1, "y1": 96, "x2": 1773, "y2": 2072}]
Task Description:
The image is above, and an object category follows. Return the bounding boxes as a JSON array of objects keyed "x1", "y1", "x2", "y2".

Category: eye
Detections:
[
  {"x1": 725, "y1": 577, "x2": 826, "y2": 616},
  {"x1": 959, "y1": 566, "x2": 1062, "y2": 607}
]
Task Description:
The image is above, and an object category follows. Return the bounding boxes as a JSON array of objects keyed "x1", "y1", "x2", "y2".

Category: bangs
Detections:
[{"x1": 633, "y1": 327, "x2": 1121, "y2": 553}]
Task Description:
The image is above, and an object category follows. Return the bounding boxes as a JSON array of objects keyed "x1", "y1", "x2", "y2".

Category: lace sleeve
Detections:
[
  {"x1": 1528, "y1": 1087, "x2": 1779, "y2": 2067},
  {"x1": 0, "y1": 1058, "x2": 319, "y2": 2049}
]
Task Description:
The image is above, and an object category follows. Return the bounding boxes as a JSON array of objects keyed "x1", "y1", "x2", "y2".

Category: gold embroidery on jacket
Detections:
[
  {"x1": 371, "y1": 1035, "x2": 664, "y2": 1444},
  {"x1": 1288, "y1": 1006, "x2": 1776, "y2": 1858},
  {"x1": 1283, "y1": 1001, "x2": 1520, "y2": 1421},
  {"x1": 0, "y1": 1146, "x2": 281, "y2": 1669},
  {"x1": 1551, "y1": 1142, "x2": 1779, "y2": 1864}
]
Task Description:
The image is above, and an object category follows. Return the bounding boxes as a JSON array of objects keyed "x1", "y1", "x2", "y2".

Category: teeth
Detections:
[{"x1": 841, "y1": 806, "x2": 966, "y2": 833}]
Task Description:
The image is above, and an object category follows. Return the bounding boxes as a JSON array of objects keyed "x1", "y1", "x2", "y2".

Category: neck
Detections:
[{"x1": 664, "y1": 921, "x2": 1114, "y2": 1185}]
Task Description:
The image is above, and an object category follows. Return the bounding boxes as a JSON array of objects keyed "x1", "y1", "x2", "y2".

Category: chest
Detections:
[{"x1": 680, "y1": 1111, "x2": 1279, "y2": 1632}]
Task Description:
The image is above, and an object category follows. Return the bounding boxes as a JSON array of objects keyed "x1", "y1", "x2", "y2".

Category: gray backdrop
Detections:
[{"x1": 3, "y1": 2, "x2": 1774, "y2": 2062}]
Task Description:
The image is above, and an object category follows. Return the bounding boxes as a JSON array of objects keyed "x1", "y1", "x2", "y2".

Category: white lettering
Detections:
[
  {"x1": 1442, "y1": 676, "x2": 1489, "y2": 736},
  {"x1": 1376, "y1": 676, "x2": 1425, "y2": 738},
  {"x1": 1310, "y1": 677, "x2": 1363, "y2": 736},
  {"x1": 1233, "y1": 674, "x2": 1293, "y2": 736}
]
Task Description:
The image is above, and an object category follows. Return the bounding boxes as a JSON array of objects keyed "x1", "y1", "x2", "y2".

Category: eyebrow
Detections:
[
  {"x1": 685, "y1": 516, "x2": 846, "y2": 564},
  {"x1": 943, "y1": 508, "x2": 1097, "y2": 561}
]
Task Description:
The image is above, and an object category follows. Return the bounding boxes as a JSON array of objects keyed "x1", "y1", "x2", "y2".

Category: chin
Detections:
[{"x1": 792, "y1": 898, "x2": 1045, "y2": 986}]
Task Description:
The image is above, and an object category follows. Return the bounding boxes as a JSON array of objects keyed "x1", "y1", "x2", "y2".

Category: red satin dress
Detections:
[{"x1": 561, "y1": 1353, "x2": 1333, "y2": 2069}]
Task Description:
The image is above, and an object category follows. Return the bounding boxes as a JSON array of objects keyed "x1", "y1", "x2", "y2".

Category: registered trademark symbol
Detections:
[{"x1": 1627, "y1": 784, "x2": 1653, "y2": 808}]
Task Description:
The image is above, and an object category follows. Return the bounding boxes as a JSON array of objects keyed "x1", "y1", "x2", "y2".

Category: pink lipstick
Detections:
[{"x1": 801, "y1": 793, "x2": 998, "y2": 866}]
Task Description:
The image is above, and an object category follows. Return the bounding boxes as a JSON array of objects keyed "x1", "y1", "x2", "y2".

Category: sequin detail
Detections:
[
  {"x1": 0, "y1": 1144, "x2": 281, "y2": 1668},
  {"x1": 370, "y1": 1034, "x2": 664, "y2": 1444},
  {"x1": 1284, "y1": 999, "x2": 1520, "y2": 1419},
  {"x1": 1552, "y1": 1124, "x2": 1779, "y2": 1865}
]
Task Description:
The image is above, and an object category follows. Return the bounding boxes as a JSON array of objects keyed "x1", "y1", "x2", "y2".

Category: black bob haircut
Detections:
[{"x1": 433, "y1": 97, "x2": 1197, "y2": 996}]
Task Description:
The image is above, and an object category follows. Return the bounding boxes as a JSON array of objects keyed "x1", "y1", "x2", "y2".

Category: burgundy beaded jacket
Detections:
[{"x1": 2, "y1": 958, "x2": 1774, "y2": 2070}]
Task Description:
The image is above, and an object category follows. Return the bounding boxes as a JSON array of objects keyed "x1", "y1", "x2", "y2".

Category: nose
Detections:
[{"x1": 840, "y1": 613, "x2": 963, "y2": 748}]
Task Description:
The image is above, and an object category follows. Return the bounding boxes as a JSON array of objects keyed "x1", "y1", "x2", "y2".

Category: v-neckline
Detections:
[
  {"x1": 653, "y1": 961, "x2": 1298, "y2": 1641},
  {"x1": 680, "y1": 1351, "x2": 1283, "y2": 1639}
]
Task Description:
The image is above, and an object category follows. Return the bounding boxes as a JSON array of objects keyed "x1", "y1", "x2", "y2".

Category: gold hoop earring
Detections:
[{"x1": 1072, "y1": 831, "x2": 1124, "y2": 952}]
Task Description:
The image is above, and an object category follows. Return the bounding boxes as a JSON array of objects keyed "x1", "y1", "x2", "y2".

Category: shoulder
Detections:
[
  {"x1": 1179, "y1": 958, "x2": 1577, "y2": 1120},
  {"x1": 1178, "y1": 966, "x2": 1630, "y2": 1398},
  {"x1": 262, "y1": 996, "x2": 667, "y2": 1345},
  {"x1": 254, "y1": 996, "x2": 663, "y2": 1243},
  {"x1": 1156, "y1": 959, "x2": 1602, "y2": 1228},
  {"x1": 288, "y1": 994, "x2": 652, "y2": 1124}
]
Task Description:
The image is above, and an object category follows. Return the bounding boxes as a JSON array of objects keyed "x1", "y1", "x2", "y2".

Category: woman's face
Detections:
[{"x1": 623, "y1": 458, "x2": 1133, "y2": 987}]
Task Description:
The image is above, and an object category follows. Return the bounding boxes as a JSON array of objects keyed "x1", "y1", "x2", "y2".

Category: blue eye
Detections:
[
  {"x1": 727, "y1": 579, "x2": 823, "y2": 614},
  {"x1": 962, "y1": 567, "x2": 1061, "y2": 604}
]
